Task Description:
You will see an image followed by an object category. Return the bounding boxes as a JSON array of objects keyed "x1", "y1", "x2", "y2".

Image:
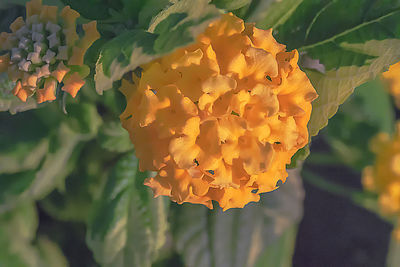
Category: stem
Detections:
[
  {"x1": 305, "y1": 152, "x2": 343, "y2": 166},
  {"x1": 302, "y1": 169, "x2": 384, "y2": 217},
  {"x1": 302, "y1": 169, "x2": 360, "y2": 199}
]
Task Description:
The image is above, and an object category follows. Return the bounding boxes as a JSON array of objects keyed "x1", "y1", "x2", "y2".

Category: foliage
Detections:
[
  {"x1": 1, "y1": 0, "x2": 400, "y2": 266},
  {"x1": 173, "y1": 169, "x2": 304, "y2": 267}
]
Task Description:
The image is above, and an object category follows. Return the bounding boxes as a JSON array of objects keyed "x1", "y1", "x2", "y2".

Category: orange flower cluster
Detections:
[
  {"x1": 0, "y1": 0, "x2": 99, "y2": 103},
  {"x1": 121, "y1": 13, "x2": 317, "y2": 210},
  {"x1": 363, "y1": 122, "x2": 400, "y2": 238},
  {"x1": 382, "y1": 62, "x2": 400, "y2": 108}
]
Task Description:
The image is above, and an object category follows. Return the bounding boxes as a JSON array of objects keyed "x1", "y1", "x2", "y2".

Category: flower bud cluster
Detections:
[
  {"x1": 382, "y1": 62, "x2": 400, "y2": 109},
  {"x1": 0, "y1": 0, "x2": 99, "y2": 103},
  {"x1": 121, "y1": 13, "x2": 317, "y2": 210},
  {"x1": 363, "y1": 123, "x2": 400, "y2": 238}
]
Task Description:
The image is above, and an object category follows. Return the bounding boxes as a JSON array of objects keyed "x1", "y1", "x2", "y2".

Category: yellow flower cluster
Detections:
[
  {"x1": 0, "y1": 0, "x2": 99, "y2": 103},
  {"x1": 363, "y1": 123, "x2": 400, "y2": 237},
  {"x1": 121, "y1": 13, "x2": 317, "y2": 210},
  {"x1": 382, "y1": 62, "x2": 400, "y2": 108}
]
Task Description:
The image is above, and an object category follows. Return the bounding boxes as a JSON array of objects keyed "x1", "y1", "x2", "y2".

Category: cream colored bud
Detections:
[
  {"x1": 31, "y1": 23, "x2": 43, "y2": 32},
  {"x1": 27, "y1": 51, "x2": 41, "y2": 64},
  {"x1": 47, "y1": 33, "x2": 60, "y2": 48},
  {"x1": 56, "y1": 46, "x2": 68, "y2": 60},
  {"x1": 31, "y1": 32, "x2": 44, "y2": 42},
  {"x1": 11, "y1": 48, "x2": 22, "y2": 62},
  {"x1": 42, "y1": 50, "x2": 56, "y2": 64},
  {"x1": 18, "y1": 58, "x2": 31, "y2": 72},
  {"x1": 45, "y1": 22, "x2": 61, "y2": 34}
]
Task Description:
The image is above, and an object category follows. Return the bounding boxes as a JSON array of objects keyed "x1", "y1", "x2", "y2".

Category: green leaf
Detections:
[
  {"x1": 0, "y1": 0, "x2": 65, "y2": 9},
  {"x1": 322, "y1": 78, "x2": 395, "y2": 170},
  {"x1": 351, "y1": 78, "x2": 395, "y2": 134},
  {"x1": 247, "y1": 0, "x2": 303, "y2": 29},
  {"x1": 210, "y1": 0, "x2": 251, "y2": 11},
  {"x1": 0, "y1": 171, "x2": 36, "y2": 211},
  {"x1": 0, "y1": 120, "x2": 90, "y2": 212},
  {"x1": 27, "y1": 123, "x2": 84, "y2": 197},
  {"x1": 66, "y1": 103, "x2": 102, "y2": 135},
  {"x1": 254, "y1": 226, "x2": 298, "y2": 267},
  {"x1": 0, "y1": 202, "x2": 39, "y2": 267},
  {"x1": 387, "y1": 233, "x2": 400, "y2": 267},
  {"x1": 39, "y1": 142, "x2": 110, "y2": 223},
  {"x1": 87, "y1": 153, "x2": 169, "y2": 267},
  {"x1": 102, "y1": 88, "x2": 127, "y2": 116},
  {"x1": 305, "y1": 39, "x2": 400, "y2": 136},
  {"x1": 0, "y1": 140, "x2": 48, "y2": 174},
  {"x1": 173, "y1": 168, "x2": 304, "y2": 267},
  {"x1": 36, "y1": 237, "x2": 69, "y2": 267},
  {"x1": 137, "y1": 0, "x2": 171, "y2": 28},
  {"x1": 0, "y1": 203, "x2": 68, "y2": 267},
  {"x1": 270, "y1": 0, "x2": 400, "y2": 137},
  {"x1": 287, "y1": 145, "x2": 309, "y2": 169},
  {"x1": 60, "y1": 0, "x2": 112, "y2": 20},
  {"x1": 0, "y1": 99, "x2": 101, "y2": 211},
  {"x1": 98, "y1": 121, "x2": 134, "y2": 153},
  {"x1": 95, "y1": 0, "x2": 221, "y2": 94}
]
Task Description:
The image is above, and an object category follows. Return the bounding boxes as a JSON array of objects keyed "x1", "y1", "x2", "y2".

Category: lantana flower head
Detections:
[
  {"x1": 363, "y1": 122, "x2": 400, "y2": 237},
  {"x1": 121, "y1": 13, "x2": 317, "y2": 210},
  {"x1": 382, "y1": 61, "x2": 400, "y2": 108},
  {"x1": 0, "y1": 0, "x2": 99, "y2": 103}
]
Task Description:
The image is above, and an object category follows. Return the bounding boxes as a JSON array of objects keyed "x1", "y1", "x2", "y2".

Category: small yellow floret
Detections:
[
  {"x1": 363, "y1": 122, "x2": 400, "y2": 238},
  {"x1": 382, "y1": 62, "x2": 400, "y2": 108}
]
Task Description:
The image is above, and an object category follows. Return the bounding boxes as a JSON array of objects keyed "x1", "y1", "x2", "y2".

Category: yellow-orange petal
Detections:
[
  {"x1": 60, "y1": 6, "x2": 80, "y2": 29},
  {"x1": 62, "y1": 72, "x2": 84, "y2": 97},
  {"x1": 169, "y1": 117, "x2": 201, "y2": 169},
  {"x1": 63, "y1": 28, "x2": 79, "y2": 47},
  {"x1": 0, "y1": 54, "x2": 10, "y2": 72},
  {"x1": 51, "y1": 61, "x2": 70, "y2": 82},
  {"x1": 12, "y1": 81, "x2": 22, "y2": 96},
  {"x1": 79, "y1": 21, "x2": 100, "y2": 50},
  {"x1": 245, "y1": 26, "x2": 286, "y2": 57},
  {"x1": 0, "y1": 32, "x2": 12, "y2": 50},
  {"x1": 39, "y1": 5, "x2": 58, "y2": 23},
  {"x1": 16, "y1": 89, "x2": 29, "y2": 102},
  {"x1": 68, "y1": 46, "x2": 85, "y2": 66},
  {"x1": 37, "y1": 79, "x2": 57, "y2": 103},
  {"x1": 22, "y1": 73, "x2": 38, "y2": 88},
  {"x1": 26, "y1": 0, "x2": 42, "y2": 18},
  {"x1": 13, "y1": 83, "x2": 30, "y2": 102},
  {"x1": 10, "y1": 17, "x2": 25, "y2": 32}
]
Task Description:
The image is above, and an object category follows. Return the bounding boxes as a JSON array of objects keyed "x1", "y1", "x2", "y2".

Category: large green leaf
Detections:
[
  {"x1": 60, "y1": 0, "x2": 113, "y2": 20},
  {"x1": 0, "y1": 203, "x2": 68, "y2": 267},
  {"x1": 269, "y1": 0, "x2": 400, "y2": 137},
  {"x1": 87, "y1": 153, "x2": 169, "y2": 267},
  {"x1": 0, "y1": 123, "x2": 85, "y2": 213},
  {"x1": 0, "y1": 140, "x2": 48, "y2": 174},
  {"x1": 39, "y1": 143, "x2": 110, "y2": 223},
  {"x1": 98, "y1": 121, "x2": 134, "y2": 153},
  {"x1": 95, "y1": 0, "x2": 221, "y2": 94},
  {"x1": 322, "y1": 78, "x2": 395, "y2": 170},
  {"x1": 173, "y1": 169, "x2": 304, "y2": 267},
  {"x1": 210, "y1": 0, "x2": 251, "y2": 11},
  {"x1": 0, "y1": 102, "x2": 101, "y2": 212},
  {"x1": 254, "y1": 226, "x2": 298, "y2": 267},
  {"x1": 247, "y1": 0, "x2": 303, "y2": 29},
  {"x1": 387, "y1": 234, "x2": 400, "y2": 267},
  {"x1": 137, "y1": 0, "x2": 171, "y2": 28}
]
